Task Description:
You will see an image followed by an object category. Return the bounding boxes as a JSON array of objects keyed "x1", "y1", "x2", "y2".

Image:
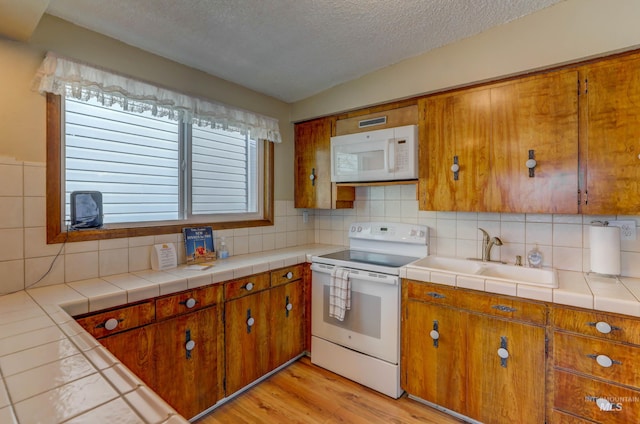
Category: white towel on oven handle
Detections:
[{"x1": 329, "y1": 266, "x2": 351, "y2": 321}]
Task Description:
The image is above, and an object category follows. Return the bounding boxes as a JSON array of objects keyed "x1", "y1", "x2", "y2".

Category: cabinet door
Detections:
[
  {"x1": 466, "y1": 314, "x2": 546, "y2": 424},
  {"x1": 402, "y1": 299, "x2": 467, "y2": 413},
  {"x1": 487, "y1": 70, "x2": 579, "y2": 213},
  {"x1": 153, "y1": 306, "x2": 222, "y2": 419},
  {"x1": 419, "y1": 89, "x2": 491, "y2": 211},
  {"x1": 100, "y1": 325, "x2": 156, "y2": 389},
  {"x1": 270, "y1": 280, "x2": 305, "y2": 369},
  {"x1": 582, "y1": 54, "x2": 640, "y2": 214},
  {"x1": 294, "y1": 117, "x2": 333, "y2": 209},
  {"x1": 225, "y1": 290, "x2": 271, "y2": 395}
]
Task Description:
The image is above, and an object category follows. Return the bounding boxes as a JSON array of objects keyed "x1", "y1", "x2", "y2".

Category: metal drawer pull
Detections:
[
  {"x1": 492, "y1": 305, "x2": 517, "y2": 313},
  {"x1": 96, "y1": 317, "x2": 123, "y2": 331},
  {"x1": 185, "y1": 329, "x2": 194, "y2": 359},
  {"x1": 285, "y1": 295, "x2": 293, "y2": 317},
  {"x1": 586, "y1": 354, "x2": 621, "y2": 368},
  {"x1": 180, "y1": 298, "x2": 197, "y2": 309},
  {"x1": 284, "y1": 271, "x2": 294, "y2": 279},
  {"x1": 246, "y1": 309, "x2": 254, "y2": 333},
  {"x1": 498, "y1": 336, "x2": 509, "y2": 368},
  {"x1": 243, "y1": 282, "x2": 254, "y2": 291},
  {"x1": 427, "y1": 292, "x2": 446, "y2": 299},
  {"x1": 587, "y1": 321, "x2": 621, "y2": 334},
  {"x1": 185, "y1": 340, "x2": 196, "y2": 351},
  {"x1": 430, "y1": 320, "x2": 439, "y2": 348}
]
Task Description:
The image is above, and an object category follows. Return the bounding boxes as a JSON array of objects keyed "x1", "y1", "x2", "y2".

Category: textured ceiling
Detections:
[{"x1": 45, "y1": 0, "x2": 564, "y2": 103}]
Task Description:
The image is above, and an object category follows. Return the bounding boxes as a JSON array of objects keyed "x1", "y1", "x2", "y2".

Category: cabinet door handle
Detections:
[
  {"x1": 309, "y1": 168, "x2": 316, "y2": 186},
  {"x1": 526, "y1": 149, "x2": 537, "y2": 177},
  {"x1": 587, "y1": 321, "x2": 621, "y2": 334},
  {"x1": 430, "y1": 320, "x2": 439, "y2": 348},
  {"x1": 451, "y1": 156, "x2": 460, "y2": 181},
  {"x1": 246, "y1": 309, "x2": 254, "y2": 333},
  {"x1": 243, "y1": 282, "x2": 254, "y2": 291},
  {"x1": 492, "y1": 304, "x2": 517, "y2": 313},
  {"x1": 497, "y1": 336, "x2": 509, "y2": 368},
  {"x1": 285, "y1": 295, "x2": 293, "y2": 317},
  {"x1": 180, "y1": 297, "x2": 197, "y2": 309},
  {"x1": 96, "y1": 317, "x2": 123, "y2": 331},
  {"x1": 586, "y1": 354, "x2": 621, "y2": 368},
  {"x1": 185, "y1": 329, "x2": 194, "y2": 359}
]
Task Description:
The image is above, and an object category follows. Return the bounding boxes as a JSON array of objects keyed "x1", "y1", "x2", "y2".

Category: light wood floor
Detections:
[{"x1": 196, "y1": 356, "x2": 463, "y2": 424}]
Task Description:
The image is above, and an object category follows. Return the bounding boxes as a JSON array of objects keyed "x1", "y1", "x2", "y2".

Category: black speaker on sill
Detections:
[{"x1": 70, "y1": 191, "x2": 103, "y2": 229}]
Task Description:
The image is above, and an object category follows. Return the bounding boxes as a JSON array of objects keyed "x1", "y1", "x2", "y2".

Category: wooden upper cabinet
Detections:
[
  {"x1": 419, "y1": 88, "x2": 491, "y2": 211},
  {"x1": 294, "y1": 117, "x2": 354, "y2": 209},
  {"x1": 581, "y1": 54, "x2": 640, "y2": 215},
  {"x1": 487, "y1": 70, "x2": 579, "y2": 213}
]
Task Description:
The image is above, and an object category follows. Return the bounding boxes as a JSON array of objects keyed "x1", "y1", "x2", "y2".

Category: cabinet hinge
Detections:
[
  {"x1": 545, "y1": 337, "x2": 549, "y2": 357},
  {"x1": 577, "y1": 190, "x2": 581, "y2": 206},
  {"x1": 584, "y1": 78, "x2": 588, "y2": 95},
  {"x1": 223, "y1": 377, "x2": 226, "y2": 392},
  {"x1": 585, "y1": 190, "x2": 588, "y2": 205}
]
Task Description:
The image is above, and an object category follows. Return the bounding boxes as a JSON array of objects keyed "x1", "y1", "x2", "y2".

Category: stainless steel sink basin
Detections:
[{"x1": 409, "y1": 256, "x2": 558, "y2": 288}]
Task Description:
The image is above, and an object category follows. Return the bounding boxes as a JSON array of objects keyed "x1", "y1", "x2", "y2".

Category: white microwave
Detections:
[{"x1": 330, "y1": 124, "x2": 418, "y2": 183}]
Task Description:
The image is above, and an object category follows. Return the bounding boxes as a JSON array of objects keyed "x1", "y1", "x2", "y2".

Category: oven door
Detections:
[{"x1": 311, "y1": 262, "x2": 400, "y2": 364}]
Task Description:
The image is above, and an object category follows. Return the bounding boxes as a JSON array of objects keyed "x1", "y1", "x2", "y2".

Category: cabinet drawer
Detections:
[
  {"x1": 404, "y1": 280, "x2": 459, "y2": 308},
  {"x1": 76, "y1": 300, "x2": 155, "y2": 338},
  {"x1": 551, "y1": 409, "x2": 600, "y2": 423},
  {"x1": 224, "y1": 272, "x2": 270, "y2": 300},
  {"x1": 554, "y1": 332, "x2": 640, "y2": 389},
  {"x1": 554, "y1": 370, "x2": 640, "y2": 423},
  {"x1": 459, "y1": 290, "x2": 547, "y2": 325},
  {"x1": 155, "y1": 284, "x2": 223, "y2": 320},
  {"x1": 270, "y1": 264, "x2": 304, "y2": 287},
  {"x1": 553, "y1": 306, "x2": 640, "y2": 346}
]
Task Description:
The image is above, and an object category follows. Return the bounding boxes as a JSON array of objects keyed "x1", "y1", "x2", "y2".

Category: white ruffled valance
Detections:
[{"x1": 33, "y1": 52, "x2": 282, "y2": 143}]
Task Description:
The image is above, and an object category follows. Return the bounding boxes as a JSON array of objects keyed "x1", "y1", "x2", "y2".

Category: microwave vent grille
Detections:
[{"x1": 358, "y1": 116, "x2": 387, "y2": 128}]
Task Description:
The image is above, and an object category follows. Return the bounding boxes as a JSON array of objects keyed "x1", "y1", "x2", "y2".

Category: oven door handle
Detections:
[{"x1": 311, "y1": 263, "x2": 398, "y2": 285}]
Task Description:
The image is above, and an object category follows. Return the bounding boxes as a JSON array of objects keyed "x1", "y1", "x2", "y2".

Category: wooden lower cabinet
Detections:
[
  {"x1": 402, "y1": 300, "x2": 467, "y2": 413},
  {"x1": 401, "y1": 280, "x2": 547, "y2": 423},
  {"x1": 270, "y1": 279, "x2": 305, "y2": 369},
  {"x1": 100, "y1": 324, "x2": 156, "y2": 388},
  {"x1": 466, "y1": 313, "x2": 546, "y2": 423},
  {"x1": 153, "y1": 305, "x2": 223, "y2": 419},
  {"x1": 224, "y1": 289, "x2": 271, "y2": 395}
]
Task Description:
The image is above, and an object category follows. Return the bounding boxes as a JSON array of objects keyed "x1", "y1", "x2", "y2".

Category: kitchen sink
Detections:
[{"x1": 409, "y1": 256, "x2": 558, "y2": 288}]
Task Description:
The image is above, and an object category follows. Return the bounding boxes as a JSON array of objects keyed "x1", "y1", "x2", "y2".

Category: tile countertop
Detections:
[
  {"x1": 2, "y1": 246, "x2": 640, "y2": 424},
  {"x1": 402, "y1": 263, "x2": 640, "y2": 318},
  {"x1": 0, "y1": 244, "x2": 344, "y2": 424}
]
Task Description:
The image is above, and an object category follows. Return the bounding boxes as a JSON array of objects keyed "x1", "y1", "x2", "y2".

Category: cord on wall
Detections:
[{"x1": 26, "y1": 224, "x2": 69, "y2": 289}]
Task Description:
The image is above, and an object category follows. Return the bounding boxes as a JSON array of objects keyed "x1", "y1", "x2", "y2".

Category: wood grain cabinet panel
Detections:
[
  {"x1": 552, "y1": 306, "x2": 640, "y2": 346},
  {"x1": 419, "y1": 88, "x2": 491, "y2": 211},
  {"x1": 270, "y1": 280, "x2": 305, "y2": 369},
  {"x1": 224, "y1": 289, "x2": 271, "y2": 395},
  {"x1": 153, "y1": 305, "x2": 223, "y2": 419},
  {"x1": 458, "y1": 290, "x2": 547, "y2": 325},
  {"x1": 155, "y1": 284, "x2": 223, "y2": 320},
  {"x1": 270, "y1": 264, "x2": 304, "y2": 287},
  {"x1": 466, "y1": 313, "x2": 546, "y2": 424},
  {"x1": 294, "y1": 117, "x2": 354, "y2": 209},
  {"x1": 486, "y1": 70, "x2": 579, "y2": 213},
  {"x1": 554, "y1": 370, "x2": 640, "y2": 423},
  {"x1": 100, "y1": 324, "x2": 156, "y2": 388},
  {"x1": 224, "y1": 272, "x2": 270, "y2": 301},
  {"x1": 401, "y1": 296, "x2": 467, "y2": 413},
  {"x1": 554, "y1": 332, "x2": 640, "y2": 388},
  {"x1": 76, "y1": 300, "x2": 155, "y2": 338},
  {"x1": 580, "y1": 53, "x2": 640, "y2": 215}
]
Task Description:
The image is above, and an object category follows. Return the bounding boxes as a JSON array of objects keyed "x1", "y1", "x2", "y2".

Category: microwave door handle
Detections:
[{"x1": 387, "y1": 139, "x2": 395, "y2": 172}]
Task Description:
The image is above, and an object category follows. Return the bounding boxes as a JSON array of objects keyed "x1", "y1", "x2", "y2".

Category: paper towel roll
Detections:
[{"x1": 590, "y1": 225, "x2": 621, "y2": 275}]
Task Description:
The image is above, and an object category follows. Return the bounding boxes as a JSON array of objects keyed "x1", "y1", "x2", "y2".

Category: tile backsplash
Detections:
[
  {"x1": 0, "y1": 159, "x2": 314, "y2": 295},
  {"x1": 2, "y1": 158, "x2": 640, "y2": 295}
]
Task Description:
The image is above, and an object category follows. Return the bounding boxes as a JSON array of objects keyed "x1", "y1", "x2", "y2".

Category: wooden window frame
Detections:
[{"x1": 46, "y1": 93, "x2": 274, "y2": 244}]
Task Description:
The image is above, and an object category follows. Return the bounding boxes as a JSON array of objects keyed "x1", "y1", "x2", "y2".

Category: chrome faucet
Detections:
[{"x1": 479, "y1": 228, "x2": 503, "y2": 262}]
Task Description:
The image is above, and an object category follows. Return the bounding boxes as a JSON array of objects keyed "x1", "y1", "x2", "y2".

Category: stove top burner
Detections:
[{"x1": 318, "y1": 249, "x2": 419, "y2": 269}]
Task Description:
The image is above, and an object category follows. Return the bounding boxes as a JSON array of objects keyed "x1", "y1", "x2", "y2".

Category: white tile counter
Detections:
[
  {"x1": 3, "y1": 245, "x2": 640, "y2": 423},
  {"x1": 403, "y1": 263, "x2": 640, "y2": 317},
  {"x1": 0, "y1": 244, "x2": 343, "y2": 424}
]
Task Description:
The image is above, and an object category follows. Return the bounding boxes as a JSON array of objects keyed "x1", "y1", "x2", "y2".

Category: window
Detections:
[{"x1": 46, "y1": 94, "x2": 274, "y2": 243}]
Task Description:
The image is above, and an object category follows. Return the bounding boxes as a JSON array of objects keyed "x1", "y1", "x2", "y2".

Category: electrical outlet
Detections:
[{"x1": 608, "y1": 220, "x2": 637, "y2": 241}]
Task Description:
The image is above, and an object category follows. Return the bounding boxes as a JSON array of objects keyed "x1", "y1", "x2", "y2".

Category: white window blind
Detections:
[{"x1": 65, "y1": 97, "x2": 180, "y2": 224}]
